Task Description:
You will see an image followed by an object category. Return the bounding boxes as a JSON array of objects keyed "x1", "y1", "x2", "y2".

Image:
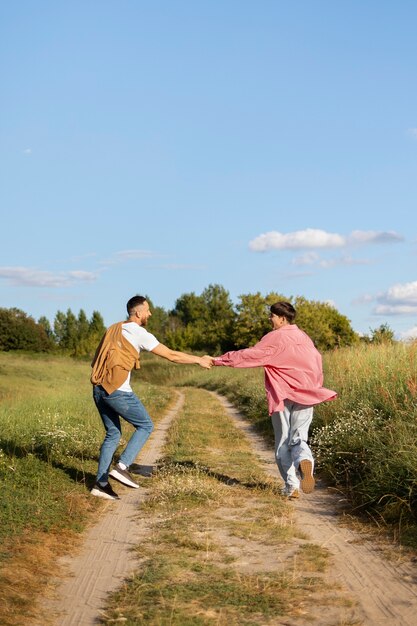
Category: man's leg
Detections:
[
  {"x1": 288, "y1": 402, "x2": 315, "y2": 493},
  {"x1": 102, "y1": 390, "x2": 154, "y2": 487},
  {"x1": 92, "y1": 386, "x2": 123, "y2": 497},
  {"x1": 116, "y1": 392, "x2": 154, "y2": 466},
  {"x1": 271, "y1": 408, "x2": 300, "y2": 494}
]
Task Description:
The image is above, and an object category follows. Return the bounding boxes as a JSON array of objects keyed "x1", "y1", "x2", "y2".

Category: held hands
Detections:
[{"x1": 199, "y1": 355, "x2": 215, "y2": 369}]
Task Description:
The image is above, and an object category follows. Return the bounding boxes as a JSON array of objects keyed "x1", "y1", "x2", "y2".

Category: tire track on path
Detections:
[
  {"x1": 44, "y1": 390, "x2": 184, "y2": 626},
  {"x1": 213, "y1": 392, "x2": 417, "y2": 626}
]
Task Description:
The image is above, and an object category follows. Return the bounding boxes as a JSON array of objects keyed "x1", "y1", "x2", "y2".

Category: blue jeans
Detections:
[
  {"x1": 271, "y1": 400, "x2": 314, "y2": 491},
  {"x1": 93, "y1": 385, "x2": 154, "y2": 483}
]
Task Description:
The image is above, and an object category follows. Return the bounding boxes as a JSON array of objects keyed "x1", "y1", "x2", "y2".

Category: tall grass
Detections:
[{"x1": 312, "y1": 343, "x2": 417, "y2": 540}]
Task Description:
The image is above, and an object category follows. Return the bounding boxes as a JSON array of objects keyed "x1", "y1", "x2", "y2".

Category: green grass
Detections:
[{"x1": 0, "y1": 351, "x2": 174, "y2": 545}]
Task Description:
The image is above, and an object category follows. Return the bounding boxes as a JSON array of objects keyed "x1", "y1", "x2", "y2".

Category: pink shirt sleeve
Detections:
[{"x1": 214, "y1": 335, "x2": 281, "y2": 368}]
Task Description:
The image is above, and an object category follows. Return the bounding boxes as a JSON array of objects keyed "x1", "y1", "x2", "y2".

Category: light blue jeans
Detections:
[
  {"x1": 271, "y1": 400, "x2": 314, "y2": 491},
  {"x1": 93, "y1": 385, "x2": 154, "y2": 483}
]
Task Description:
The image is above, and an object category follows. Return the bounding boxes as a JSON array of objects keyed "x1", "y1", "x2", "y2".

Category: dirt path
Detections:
[
  {"x1": 214, "y1": 393, "x2": 417, "y2": 626},
  {"x1": 44, "y1": 391, "x2": 184, "y2": 626},
  {"x1": 44, "y1": 390, "x2": 417, "y2": 626}
]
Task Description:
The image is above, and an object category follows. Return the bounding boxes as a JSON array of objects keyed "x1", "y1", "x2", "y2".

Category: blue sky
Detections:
[{"x1": 1, "y1": 1, "x2": 417, "y2": 340}]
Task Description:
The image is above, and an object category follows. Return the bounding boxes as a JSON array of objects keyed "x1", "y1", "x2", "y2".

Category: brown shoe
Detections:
[{"x1": 299, "y1": 460, "x2": 315, "y2": 493}]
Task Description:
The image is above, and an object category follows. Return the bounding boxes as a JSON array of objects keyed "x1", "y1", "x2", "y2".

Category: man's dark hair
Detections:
[
  {"x1": 270, "y1": 301, "x2": 296, "y2": 323},
  {"x1": 126, "y1": 295, "x2": 147, "y2": 315}
]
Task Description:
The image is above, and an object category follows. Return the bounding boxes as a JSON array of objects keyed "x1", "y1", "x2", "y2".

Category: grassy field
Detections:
[
  {"x1": 0, "y1": 352, "x2": 174, "y2": 625},
  {"x1": 1, "y1": 341, "x2": 416, "y2": 622}
]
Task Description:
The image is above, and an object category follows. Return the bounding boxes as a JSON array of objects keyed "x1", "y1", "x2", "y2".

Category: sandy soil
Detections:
[{"x1": 42, "y1": 390, "x2": 417, "y2": 626}]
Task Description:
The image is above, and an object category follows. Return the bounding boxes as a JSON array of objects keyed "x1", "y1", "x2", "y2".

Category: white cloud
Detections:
[
  {"x1": 67, "y1": 270, "x2": 97, "y2": 281},
  {"x1": 249, "y1": 229, "x2": 345, "y2": 251},
  {"x1": 348, "y1": 230, "x2": 404, "y2": 244},
  {"x1": 23, "y1": 148, "x2": 32, "y2": 155},
  {"x1": 399, "y1": 326, "x2": 417, "y2": 341},
  {"x1": 0, "y1": 266, "x2": 97, "y2": 288},
  {"x1": 408, "y1": 128, "x2": 417, "y2": 139},
  {"x1": 384, "y1": 280, "x2": 417, "y2": 305},
  {"x1": 320, "y1": 255, "x2": 372, "y2": 268},
  {"x1": 352, "y1": 293, "x2": 375, "y2": 305},
  {"x1": 292, "y1": 252, "x2": 320, "y2": 266},
  {"x1": 101, "y1": 249, "x2": 160, "y2": 266},
  {"x1": 249, "y1": 228, "x2": 403, "y2": 252},
  {"x1": 374, "y1": 304, "x2": 417, "y2": 315},
  {"x1": 373, "y1": 280, "x2": 417, "y2": 315},
  {"x1": 293, "y1": 252, "x2": 371, "y2": 269}
]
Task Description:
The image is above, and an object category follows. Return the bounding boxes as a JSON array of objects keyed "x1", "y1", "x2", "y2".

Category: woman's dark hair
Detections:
[
  {"x1": 126, "y1": 295, "x2": 147, "y2": 315},
  {"x1": 270, "y1": 301, "x2": 296, "y2": 323}
]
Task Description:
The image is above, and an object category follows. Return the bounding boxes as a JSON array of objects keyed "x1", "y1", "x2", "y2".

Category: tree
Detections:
[
  {"x1": 233, "y1": 292, "x2": 270, "y2": 348},
  {"x1": 53, "y1": 309, "x2": 107, "y2": 356},
  {"x1": 79, "y1": 310, "x2": 106, "y2": 357},
  {"x1": 168, "y1": 284, "x2": 235, "y2": 353},
  {"x1": 38, "y1": 316, "x2": 54, "y2": 340},
  {"x1": 77, "y1": 309, "x2": 90, "y2": 341},
  {"x1": 0, "y1": 308, "x2": 51, "y2": 352},
  {"x1": 168, "y1": 291, "x2": 206, "y2": 350},
  {"x1": 147, "y1": 305, "x2": 169, "y2": 343},
  {"x1": 89, "y1": 311, "x2": 106, "y2": 337},
  {"x1": 369, "y1": 323, "x2": 395, "y2": 345},
  {"x1": 64, "y1": 309, "x2": 78, "y2": 351},
  {"x1": 199, "y1": 284, "x2": 236, "y2": 353},
  {"x1": 295, "y1": 297, "x2": 358, "y2": 350},
  {"x1": 233, "y1": 291, "x2": 288, "y2": 348},
  {"x1": 170, "y1": 292, "x2": 206, "y2": 327},
  {"x1": 72, "y1": 309, "x2": 95, "y2": 357},
  {"x1": 54, "y1": 309, "x2": 78, "y2": 351},
  {"x1": 53, "y1": 310, "x2": 67, "y2": 346}
]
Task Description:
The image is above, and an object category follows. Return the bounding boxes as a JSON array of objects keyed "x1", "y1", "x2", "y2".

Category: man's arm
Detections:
[{"x1": 151, "y1": 343, "x2": 212, "y2": 369}]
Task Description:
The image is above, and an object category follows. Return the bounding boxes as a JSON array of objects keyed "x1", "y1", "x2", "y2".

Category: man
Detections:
[
  {"x1": 90, "y1": 295, "x2": 212, "y2": 500},
  {"x1": 212, "y1": 302, "x2": 336, "y2": 499}
]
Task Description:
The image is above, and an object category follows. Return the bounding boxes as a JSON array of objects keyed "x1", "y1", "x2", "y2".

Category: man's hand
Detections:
[{"x1": 199, "y1": 355, "x2": 214, "y2": 369}]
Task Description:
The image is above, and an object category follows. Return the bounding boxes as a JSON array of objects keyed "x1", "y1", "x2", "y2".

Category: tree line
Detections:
[
  {"x1": 0, "y1": 284, "x2": 395, "y2": 356},
  {"x1": 0, "y1": 307, "x2": 106, "y2": 356}
]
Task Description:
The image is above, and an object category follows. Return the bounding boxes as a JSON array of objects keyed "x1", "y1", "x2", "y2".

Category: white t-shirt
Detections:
[{"x1": 118, "y1": 322, "x2": 159, "y2": 392}]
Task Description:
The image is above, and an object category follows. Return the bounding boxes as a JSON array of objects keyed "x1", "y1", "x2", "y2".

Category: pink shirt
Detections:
[{"x1": 214, "y1": 324, "x2": 337, "y2": 414}]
